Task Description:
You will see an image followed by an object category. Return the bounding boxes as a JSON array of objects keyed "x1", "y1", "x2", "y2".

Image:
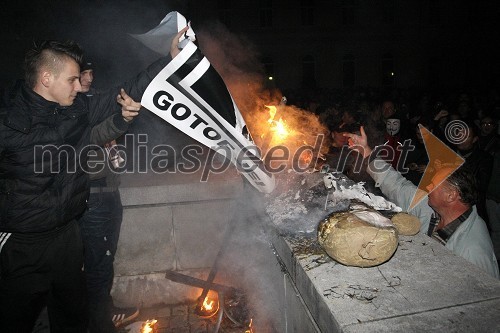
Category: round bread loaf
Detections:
[
  {"x1": 390, "y1": 212, "x2": 421, "y2": 236},
  {"x1": 318, "y1": 211, "x2": 398, "y2": 267}
]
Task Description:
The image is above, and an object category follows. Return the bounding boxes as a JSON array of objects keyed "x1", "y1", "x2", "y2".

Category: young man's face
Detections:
[
  {"x1": 46, "y1": 59, "x2": 82, "y2": 106},
  {"x1": 80, "y1": 69, "x2": 93, "y2": 93},
  {"x1": 332, "y1": 130, "x2": 349, "y2": 147}
]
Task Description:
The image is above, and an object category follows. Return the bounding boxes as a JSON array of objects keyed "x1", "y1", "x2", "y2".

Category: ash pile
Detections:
[
  {"x1": 265, "y1": 171, "x2": 366, "y2": 236},
  {"x1": 265, "y1": 169, "x2": 424, "y2": 268}
]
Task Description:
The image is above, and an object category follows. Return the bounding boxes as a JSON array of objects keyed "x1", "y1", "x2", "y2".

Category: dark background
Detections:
[{"x1": 1, "y1": 0, "x2": 499, "y2": 93}]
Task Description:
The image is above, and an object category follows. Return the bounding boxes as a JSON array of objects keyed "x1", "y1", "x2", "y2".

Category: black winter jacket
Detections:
[{"x1": 0, "y1": 55, "x2": 171, "y2": 234}]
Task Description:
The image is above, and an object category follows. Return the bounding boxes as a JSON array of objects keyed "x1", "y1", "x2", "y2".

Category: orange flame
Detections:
[
  {"x1": 201, "y1": 296, "x2": 215, "y2": 311},
  {"x1": 265, "y1": 105, "x2": 291, "y2": 144},
  {"x1": 245, "y1": 318, "x2": 254, "y2": 333},
  {"x1": 141, "y1": 319, "x2": 157, "y2": 333}
]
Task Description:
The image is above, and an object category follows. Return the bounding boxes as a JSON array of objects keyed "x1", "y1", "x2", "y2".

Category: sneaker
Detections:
[{"x1": 111, "y1": 306, "x2": 140, "y2": 327}]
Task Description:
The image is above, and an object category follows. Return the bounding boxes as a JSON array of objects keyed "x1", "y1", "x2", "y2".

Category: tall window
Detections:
[
  {"x1": 341, "y1": 0, "x2": 357, "y2": 26},
  {"x1": 217, "y1": 0, "x2": 231, "y2": 28},
  {"x1": 300, "y1": 0, "x2": 315, "y2": 26},
  {"x1": 301, "y1": 55, "x2": 316, "y2": 88},
  {"x1": 381, "y1": 0, "x2": 395, "y2": 24},
  {"x1": 343, "y1": 55, "x2": 355, "y2": 88},
  {"x1": 381, "y1": 53, "x2": 394, "y2": 86},
  {"x1": 259, "y1": 0, "x2": 273, "y2": 28},
  {"x1": 428, "y1": 0, "x2": 441, "y2": 25},
  {"x1": 428, "y1": 57, "x2": 441, "y2": 88}
]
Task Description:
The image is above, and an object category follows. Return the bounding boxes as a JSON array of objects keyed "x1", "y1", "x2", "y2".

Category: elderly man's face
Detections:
[{"x1": 426, "y1": 168, "x2": 456, "y2": 210}]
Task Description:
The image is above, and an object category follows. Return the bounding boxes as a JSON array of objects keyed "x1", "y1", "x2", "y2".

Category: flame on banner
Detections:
[{"x1": 264, "y1": 105, "x2": 292, "y2": 144}]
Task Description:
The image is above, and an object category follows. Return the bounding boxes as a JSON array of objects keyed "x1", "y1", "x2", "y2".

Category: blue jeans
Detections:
[{"x1": 78, "y1": 189, "x2": 123, "y2": 333}]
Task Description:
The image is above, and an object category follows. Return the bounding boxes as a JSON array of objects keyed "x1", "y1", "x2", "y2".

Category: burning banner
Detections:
[{"x1": 132, "y1": 12, "x2": 275, "y2": 193}]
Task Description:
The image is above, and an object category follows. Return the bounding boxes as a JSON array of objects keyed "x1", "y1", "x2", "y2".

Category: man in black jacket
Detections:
[{"x1": 0, "y1": 28, "x2": 185, "y2": 332}]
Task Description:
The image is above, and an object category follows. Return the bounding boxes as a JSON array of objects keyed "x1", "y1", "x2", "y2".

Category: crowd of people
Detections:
[{"x1": 300, "y1": 85, "x2": 499, "y2": 278}]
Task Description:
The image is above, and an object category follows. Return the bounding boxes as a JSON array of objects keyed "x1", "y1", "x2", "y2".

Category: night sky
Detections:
[
  {"x1": 0, "y1": 0, "x2": 189, "y2": 89},
  {"x1": 1, "y1": 0, "x2": 499, "y2": 93}
]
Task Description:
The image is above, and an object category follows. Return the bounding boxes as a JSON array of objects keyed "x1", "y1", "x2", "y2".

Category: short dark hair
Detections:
[
  {"x1": 446, "y1": 166, "x2": 478, "y2": 205},
  {"x1": 24, "y1": 40, "x2": 83, "y2": 89}
]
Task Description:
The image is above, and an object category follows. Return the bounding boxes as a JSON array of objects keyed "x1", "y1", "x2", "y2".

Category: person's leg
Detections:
[
  {"x1": 47, "y1": 220, "x2": 88, "y2": 333},
  {"x1": 79, "y1": 191, "x2": 123, "y2": 332},
  {"x1": 106, "y1": 191, "x2": 123, "y2": 292},
  {"x1": 104, "y1": 191, "x2": 139, "y2": 327},
  {"x1": 0, "y1": 233, "x2": 51, "y2": 333}
]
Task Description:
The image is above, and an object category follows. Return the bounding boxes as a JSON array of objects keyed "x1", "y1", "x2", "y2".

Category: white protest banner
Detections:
[{"x1": 136, "y1": 12, "x2": 275, "y2": 193}]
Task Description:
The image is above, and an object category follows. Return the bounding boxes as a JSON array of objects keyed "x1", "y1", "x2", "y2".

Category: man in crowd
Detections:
[
  {"x1": 79, "y1": 59, "x2": 95, "y2": 95},
  {"x1": 344, "y1": 127, "x2": 499, "y2": 278},
  {"x1": 0, "y1": 27, "x2": 188, "y2": 332},
  {"x1": 78, "y1": 59, "x2": 139, "y2": 331},
  {"x1": 453, "y1": 121, "x2": 493, "y2": 226}
]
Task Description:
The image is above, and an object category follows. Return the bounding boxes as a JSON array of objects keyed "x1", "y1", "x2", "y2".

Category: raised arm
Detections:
[{"x1": 90, "y1": 89, "x2": 141, "y2": 145}]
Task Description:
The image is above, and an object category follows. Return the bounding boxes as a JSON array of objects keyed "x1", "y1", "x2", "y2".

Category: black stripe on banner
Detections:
[
  {"x1": 171, "y1": 51, "x2": 201, "y2": 82},
  {"x1": 167, "y1": 78, "x2": 244, "y2": 150},
  {"x1": 168, "y1": 77, "x2": 272, "y2": 179},
  {"x1": 168, "y1": 48, "x2": 237, "y2": 127}
]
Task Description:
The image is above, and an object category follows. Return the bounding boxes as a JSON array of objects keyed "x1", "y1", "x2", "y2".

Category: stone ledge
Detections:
[
  {"x1": 273, "y1": 233, "x2": 500, "y2": 332},
  {"x1": 119, "y1": 169, "x2": 244, "y2": 206}
]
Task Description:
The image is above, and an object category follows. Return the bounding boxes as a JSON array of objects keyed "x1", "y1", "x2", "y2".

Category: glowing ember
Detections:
[
  {"x1": 201, "y1": 296, "x2": 215, "y2": 312},
  {"x1": 301, "y1": 150, "x2": 313, "y2": 165},
  {"x1": 141, "y1": 319, "x2": 157, "y2": 333},
  {"x1": 196, "y1": 294, "x2": 220, "y2": 318},
  {"x1": 245, "y1": 318, "x2": 254, "y2": 333}
]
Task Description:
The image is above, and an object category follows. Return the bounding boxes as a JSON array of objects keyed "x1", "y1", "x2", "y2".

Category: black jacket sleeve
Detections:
[
  {"x1": 87, "y1": 54, "x2": 173, "y2": 127},
  {"x1": 90, "y1": 113, "x2": 130, "y2": 146}
]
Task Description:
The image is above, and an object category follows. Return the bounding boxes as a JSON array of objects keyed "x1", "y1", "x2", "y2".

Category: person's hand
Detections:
[
  {"x1": 343, "y1": 126, "x2": 372, "y2": 158},
  {"x1": 170, "y1": 26, "x2": 189, "y2": 59},
  {"x1": 117, "y1": 88, "x2": 141, "y2": 122},
  {"x1": 416, "y1": 164, "x2": 426, "y2": 173},
  {"x1": 434, "y1": 110, "x2": 448, "y2": 121}
]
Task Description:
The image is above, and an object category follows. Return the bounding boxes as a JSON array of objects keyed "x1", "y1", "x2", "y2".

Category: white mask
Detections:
[{"x1": 386, "y1": 119, "x2": 401, "y2": 136}]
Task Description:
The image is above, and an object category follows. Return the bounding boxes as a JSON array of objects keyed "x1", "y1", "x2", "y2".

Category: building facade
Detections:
[{"x1": 187, "y1": 0, "x2": 499, "y2": 92}]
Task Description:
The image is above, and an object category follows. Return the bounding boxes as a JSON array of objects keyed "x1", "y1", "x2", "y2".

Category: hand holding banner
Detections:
[{"x1": 133, "y1": 12, "x2": 275, "y2": 193}]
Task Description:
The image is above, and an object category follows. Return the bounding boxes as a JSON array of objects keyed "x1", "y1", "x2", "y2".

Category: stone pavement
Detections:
[
  {"x1": 119, "y1": 301, "x2": 251, "y2": 333},
  {"x1": 32, "y1": 300, "x2": 251, "y2": 333}
]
